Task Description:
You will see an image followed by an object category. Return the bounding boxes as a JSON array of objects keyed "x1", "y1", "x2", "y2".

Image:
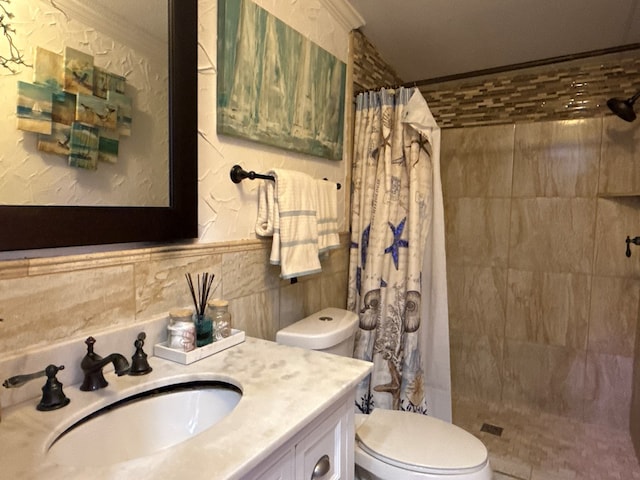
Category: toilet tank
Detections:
[{"x1": 275, "y1": 308, "x2": 359, "y2": 357}]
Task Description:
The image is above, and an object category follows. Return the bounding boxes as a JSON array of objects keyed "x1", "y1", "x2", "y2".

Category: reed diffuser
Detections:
[{"x1": 186, "y1": 272, "x2": 215, "y2": 347}]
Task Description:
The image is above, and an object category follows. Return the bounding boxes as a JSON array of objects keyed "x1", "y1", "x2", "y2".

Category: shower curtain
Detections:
[{"x1": 348, "y1": 87, "x2": 452, "y2": 422}]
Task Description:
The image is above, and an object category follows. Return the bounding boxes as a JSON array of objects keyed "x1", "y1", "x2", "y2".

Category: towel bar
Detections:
[{"x1": 230, "y1": 165, "x2": 341, "y2": 190}]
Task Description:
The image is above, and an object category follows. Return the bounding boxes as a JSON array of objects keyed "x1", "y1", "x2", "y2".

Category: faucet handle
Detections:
[
  {"x1": 3, "y1": 364, "x2": 70, "y2": 411},
  {"x1": 85, "y1": 336, "x2": 97, "y2": 352},
  {"x1": 129, "y1": 332, "x2": 153, "y2": 376},
  {"x1": 38, "y1": 365, "x2": 71, "y2": 411}
]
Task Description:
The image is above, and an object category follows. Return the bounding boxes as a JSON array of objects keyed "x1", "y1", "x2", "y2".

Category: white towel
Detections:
[
  {"x1": 255, "y1": 169, "x2": 321, "y2": 279},
  {"x1": 255, "y1": 179, "x2": 281, "y2": 266},
  {"x1": 255, "y1": 180, "x2": 276, "y2": 236},
  {"x1": 316, "y1": 179, "x2": 340, "y2": 253}
]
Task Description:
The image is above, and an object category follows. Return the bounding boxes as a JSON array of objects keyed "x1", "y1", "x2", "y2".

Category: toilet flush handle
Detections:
[{"x1": 312, "y1": 454, "x2": 330, "y2": 479}]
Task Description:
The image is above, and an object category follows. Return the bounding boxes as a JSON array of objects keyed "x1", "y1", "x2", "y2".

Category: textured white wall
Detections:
[
  {"x1": 197, "y1": 0, "x2": 351, "y2": 243},
  {"x1": 0, "y1": 0, "x2": 168, "y2": 206},
  {"x1": 0, "y1": 0, "x2": 352, "y2": 254}
]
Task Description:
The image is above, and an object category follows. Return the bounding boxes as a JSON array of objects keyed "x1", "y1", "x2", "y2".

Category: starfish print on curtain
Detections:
[
  {"x1": 347, "y1": 87, "x2": 433, "y2": 415},
  {"x1": 384, "y1": 218, "x2": 408, "y2": 270}
]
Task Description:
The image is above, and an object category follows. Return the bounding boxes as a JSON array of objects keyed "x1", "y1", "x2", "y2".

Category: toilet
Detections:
[{"x1": 276, "y1": 308, "x2": 493, "y2": 480}]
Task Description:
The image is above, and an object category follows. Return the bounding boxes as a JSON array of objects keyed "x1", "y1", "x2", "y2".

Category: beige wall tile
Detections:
[
  {"x1": 449, "y1": 330, "x2": 503, "y2": 404},
  {"x1": 513, "y1": 119, "x2": 601, "y2": 198},
  {"x1": 0, "y1": 239, "x2": 350, "y2": 361},
  {"x1": 584, "y1": 351, "x2": 633, "y2": 430},
  {"x1": 134, "y1": 252, "x2": 222, "y2": 318},
  {"x1": 318, "y1": 242, "x2": 349, "y2": 275},
  {"x1": 221, "y1": 248, "x2": 280, "y2": 298},
  {"x1": 502, "y1": 339, "x2": 585, "y2": 419},
  {"x1": 444, "y1": 197, "x2": 511, "y2": 267},
  {"x1": 0, "y1": 265, "x2": 135, "y2": 356},
  {"x1": 443, "y1": 117, "x2": 640, "y2": 433},
  {"x1": 588, "y1": 275, "x2": 640, "y2": 357},
  {"x1": 593, "y1": 197, "x2": 640, "y2": 277},
  {"x1": 440, "y1": 124, "x2": 515, "y2": 198},
  {"x1": 509, "y1": 198, "x2": 596, "y2": 274},
  {"x1": 300, "y1": 270, "x2": 349, "y2": 316},
  {"x1": 447, "y1": 265, "x2": 507, "y2": 337},
  {"x1": 506, "y1": 269, "x2": 590, "y2": 349},
  {"x1": 632, "y1": 300, "x2": 640, "y2": 457},
  {"x1": 279, "y1": 282, "x2": 307, "y2": 330},
  {"x1": 228, "y1": 289, "x2": 279, "y2": 341},
  {"x1": 599, "y1": 117, "x2": 640, "y2": 196}
]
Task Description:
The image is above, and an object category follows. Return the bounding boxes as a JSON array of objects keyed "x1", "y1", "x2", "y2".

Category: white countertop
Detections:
[{"x1": 0, "y1": 337, "x2": 372, "y2": 479}]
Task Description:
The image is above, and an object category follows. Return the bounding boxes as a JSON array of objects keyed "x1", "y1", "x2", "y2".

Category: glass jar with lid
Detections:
[
  {"x1": 206, "y1": 299, "x2": 232, "y2": 340},
  {"x1": 167, "y1": 308, "x2": 195, "y2": 351}
]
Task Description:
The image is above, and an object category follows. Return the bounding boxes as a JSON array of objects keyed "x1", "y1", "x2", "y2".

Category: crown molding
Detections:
[
  {"x1": 44, "y1": 0, "x2": 166, "y2": 63},
  {"x1": 319, "y1": 0, "x2": 365, "y2": 31}
]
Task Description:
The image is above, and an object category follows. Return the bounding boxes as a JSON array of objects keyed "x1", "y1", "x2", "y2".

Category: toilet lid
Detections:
[{"x1": 356, "y1": 409, "x2": 488, "y2": 474}]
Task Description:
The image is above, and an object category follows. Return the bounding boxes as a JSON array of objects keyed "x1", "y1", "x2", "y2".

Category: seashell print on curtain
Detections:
[{"x1": 348, "y1": 87, "x2": 434, "y2": 415}]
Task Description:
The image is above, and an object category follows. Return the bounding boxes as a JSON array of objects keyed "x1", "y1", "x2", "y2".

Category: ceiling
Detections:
[{"x1": 347, "y1": 0, "x2": 640, "y2": 83}]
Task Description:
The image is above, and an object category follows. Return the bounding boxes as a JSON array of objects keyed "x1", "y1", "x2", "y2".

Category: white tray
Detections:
[{"x1": 154, "y1": 329, "x2": 245, "y2": 365}]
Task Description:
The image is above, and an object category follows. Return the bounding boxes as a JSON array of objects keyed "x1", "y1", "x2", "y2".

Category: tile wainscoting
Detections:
[{"x1": 0, "y1": 235, "x2": 350, "y2": 362}]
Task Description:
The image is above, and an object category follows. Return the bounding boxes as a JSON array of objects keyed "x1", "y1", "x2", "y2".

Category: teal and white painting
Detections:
[
  {"x1": 94, "y1": 67, "x2": 126, "y2": 99},
  {"x1": 51, "y1": 91, "x2": 77, "y2": 126},
  {"x1": 217, "y1": 0, "x2": 346, "y2": 160},
  {"x1": 68, "y1": 122, "x2": 99, "y2": 170},
  {"x1": 37, "y1": 123, "x2": 71, "y2": 157},
  {"x1": 98, "y1": 128, "x2": 119, "y2": 164},
  {"x1": 64, "y1": 47, "x2": 93, "y2": 95},
  {"x1": 108, "y1": 91, "x2": 132, "y2": 136},
  {"x1": 34, "y1": 47, "x2": 63, "y2": 92},
  {"x1": 76, "y1": 92, "x2": 117, "y2": 130},
  {"x1": 16, "y1": 81, "x2": 53, "y2": 134}
]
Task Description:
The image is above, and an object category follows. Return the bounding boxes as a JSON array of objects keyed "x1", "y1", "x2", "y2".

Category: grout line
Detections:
[{"x1": 494, "y1": 472, "x2": 530, "y2": 480}]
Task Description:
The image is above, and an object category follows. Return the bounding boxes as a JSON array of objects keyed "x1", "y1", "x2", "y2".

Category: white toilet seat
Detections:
[{"x1": 355, "y1": 410, "x2": 489, "y2": 475}]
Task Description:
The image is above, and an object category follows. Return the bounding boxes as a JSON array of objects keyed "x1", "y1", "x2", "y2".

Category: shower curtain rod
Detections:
[{"x1": 229, "y1": 165, "x2": 341, "y2": 189}]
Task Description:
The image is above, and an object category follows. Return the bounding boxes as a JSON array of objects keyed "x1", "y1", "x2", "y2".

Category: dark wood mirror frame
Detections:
[{"x1": 1, "y1": 0, "x2": 198, "y2": 252}]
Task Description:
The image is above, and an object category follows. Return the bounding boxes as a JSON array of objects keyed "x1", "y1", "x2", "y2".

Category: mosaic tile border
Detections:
[
  {"x1": 420, "y1": 48, "x2": 640, "y2": 128},
  {"x1": 352, "y1": 29, "x2": 403, "y2": 94},
  {"x1": 351, "y1": 30, "x2": 640, "y2": 129}
]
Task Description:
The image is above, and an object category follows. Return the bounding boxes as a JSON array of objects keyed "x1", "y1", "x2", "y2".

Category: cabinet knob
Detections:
[{"x1": 311, "y1": 454, "x2": 331, "y2": 479}]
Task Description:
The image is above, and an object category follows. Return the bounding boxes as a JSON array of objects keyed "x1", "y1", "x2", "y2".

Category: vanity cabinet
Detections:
[
  {"x1": 252, "y1": 447, "x2": 295, "y2": 480},
  {"x1": 244, "y1": 392, "x2": 354, "y2": 480}
]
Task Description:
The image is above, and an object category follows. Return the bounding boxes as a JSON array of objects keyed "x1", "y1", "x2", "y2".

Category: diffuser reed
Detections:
[{"x1": 185, "y1": 272, "x2": 215, "y2": 346}]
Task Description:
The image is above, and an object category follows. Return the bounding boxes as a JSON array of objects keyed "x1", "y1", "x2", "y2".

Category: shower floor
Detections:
[{"x1": 452, "y1": 397, "x2": 640, "y2": 480}]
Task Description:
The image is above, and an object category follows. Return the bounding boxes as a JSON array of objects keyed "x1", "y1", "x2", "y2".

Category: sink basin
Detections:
[{"x1": 47, "y1": 380, "x2": 242, "y2": 467}]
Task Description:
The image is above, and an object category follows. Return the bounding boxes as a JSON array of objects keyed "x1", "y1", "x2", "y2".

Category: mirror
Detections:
[{"x1": 0, "y1": 0, "x2": 197, "y2": 251}]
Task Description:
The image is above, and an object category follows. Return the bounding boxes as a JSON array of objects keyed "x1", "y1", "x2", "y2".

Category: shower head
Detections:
[{"x1": 607, "y1": 91, "x2": 640, "y2": 122}]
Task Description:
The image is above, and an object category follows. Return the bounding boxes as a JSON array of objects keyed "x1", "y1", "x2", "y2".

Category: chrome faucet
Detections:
[{"x1": 80, "y1": 337, "x2": 130, "y2": 391}]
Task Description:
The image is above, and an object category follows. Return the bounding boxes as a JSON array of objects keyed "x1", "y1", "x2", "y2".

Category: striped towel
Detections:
[
  {"x1": 316, "y1": 179, "x2": 340, "y2": 253},
  {"x1": 255, "y1": 169, "x2": 321, "y2": 279}
]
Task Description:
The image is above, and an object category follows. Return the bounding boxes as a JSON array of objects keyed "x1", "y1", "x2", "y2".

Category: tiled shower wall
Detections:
[
  {"x1": 634, "y1": 303, "x2": 640, "y2": 457},
  {"x1": 0, "y1": 237, "x2": 349, "y2": 360},
  {"x1": 351, "y1": 32, "x2": 640, "y2": 436},
  {"x1": 441, "y1": 117, "x2": 640, "y2": 430}
]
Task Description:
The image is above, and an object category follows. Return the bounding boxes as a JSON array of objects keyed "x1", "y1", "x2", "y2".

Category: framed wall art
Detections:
[{"x1": 217, "y1": 0, "x2": 346, "y2": 161}]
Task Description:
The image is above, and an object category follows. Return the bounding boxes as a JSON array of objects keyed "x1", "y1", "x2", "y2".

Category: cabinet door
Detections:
[
  {"x1": 253, "y1": 446, "x2": 295, "y2": 480},
  {"x1": 295, "y1": 405, "x2": 349, "y2": 480}
]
